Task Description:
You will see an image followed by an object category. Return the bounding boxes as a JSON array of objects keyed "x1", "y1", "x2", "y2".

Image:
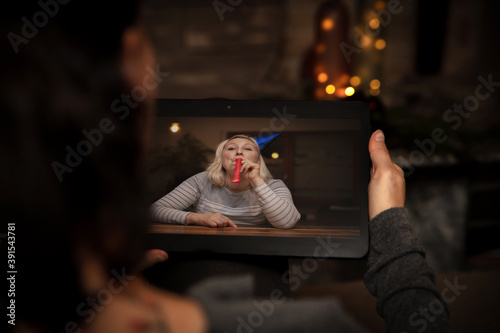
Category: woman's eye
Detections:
[{"x1": 227, "y1": 147, "x2": 235, "y2": 150}]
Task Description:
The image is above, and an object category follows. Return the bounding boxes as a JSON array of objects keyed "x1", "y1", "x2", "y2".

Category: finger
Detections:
[
  {"x1": 227, "y1": 218, "x2": 237, "y2": 228},
  {"x1": 393, "y1": 163, "x2": 405, "y2": 178},
  {"x1": 135, "y1": 249, "x2": 168, "y2": 272},
  {"x1": 369, "y1": 130, "x2": 393, "y2": 172},
  {"x1": 240, "y1": 161, "x2": 252, "y2": 173}
]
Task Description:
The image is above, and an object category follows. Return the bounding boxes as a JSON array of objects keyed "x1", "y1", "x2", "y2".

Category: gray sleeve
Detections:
[
  {"x1": 364, "y1": 208, "x2": 456, "y2": 333},
  {"x1": 253, "y1": 180, "x2": 301, "y2": 229},
  {"x1": 187, "y1": 275, "x2": 370, "y2": 333},
  {"x1": 149, "y1": 173, "x2": 204, "y2": 224}
]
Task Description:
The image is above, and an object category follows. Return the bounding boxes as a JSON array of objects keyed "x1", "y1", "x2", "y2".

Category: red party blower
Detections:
[{"x1": 231, "y1": 158, "x2": 242, "y2": 183}]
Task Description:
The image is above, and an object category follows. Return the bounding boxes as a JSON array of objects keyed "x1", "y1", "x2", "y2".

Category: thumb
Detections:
[{"x1": 369, "y1": 130, "x2": 393, "y2": 171}]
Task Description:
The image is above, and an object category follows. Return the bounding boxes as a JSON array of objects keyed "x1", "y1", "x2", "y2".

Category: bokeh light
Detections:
[
  {"x1": 345, "y1": 87, "x2": 355, "y2": 96},
  {"x1": 322, "y1": 18, "x2": 334, "y2": 31},
  {"x1": 349, "y1": 76, "x2": 361, "y2": 87},
  {"x1": 375, "y1": 39, "x2": 386, "y2": 50},
  {"x1": 370, "y1": 79, "x2": 381, "y2": 90},
  {"x1": 317, "y1": 73, "x2": 328, "y2": 83},
  {"x1": 170, "y1": 123, "x2": 180, "y2": 133},
  {"x1": 369, "y1": 19, "x2": 380, "y2": 29}
]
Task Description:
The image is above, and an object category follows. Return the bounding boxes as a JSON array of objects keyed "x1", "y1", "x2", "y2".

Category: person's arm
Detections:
[
  {"x1": 253, "y1": 180, "x2": 301, "y2": 229},
  {"x1": 364, "y1": 130, "x2": 455, "y2": 333},
  {"x1": 150, "y1": 175, "x2": 201, "y2": 224},
  {"x1": 150, "y1": 173, "x2": 237, "y2": 228},
  {"x1": 241, "y1": 157, "x2": 300, "y2": 229}
]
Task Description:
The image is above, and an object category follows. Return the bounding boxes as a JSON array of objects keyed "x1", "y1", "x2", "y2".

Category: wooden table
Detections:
[{"x1": 148, "y1": 224, "x2": 360, "y2": 238}]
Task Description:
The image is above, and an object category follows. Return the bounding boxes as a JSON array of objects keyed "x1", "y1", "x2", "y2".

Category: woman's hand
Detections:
[
  {"x1": 368, "y1": 130, "x2": 406, "y2": 220},
  {"x1": 240, "y1": 158, "x2": 264, "y2": 188},
  {"x1": 186, "y1": 212, "x2": 238, "y2": 228}
]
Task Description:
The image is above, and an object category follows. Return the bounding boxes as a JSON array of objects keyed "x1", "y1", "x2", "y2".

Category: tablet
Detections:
[{"x1": 147, "y1": 99, "x2": 370, "y2": 258}]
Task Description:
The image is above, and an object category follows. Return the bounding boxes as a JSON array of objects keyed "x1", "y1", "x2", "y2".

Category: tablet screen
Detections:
[{"x1": 147, "y1": 99, "x2": 370, "y2": 258}]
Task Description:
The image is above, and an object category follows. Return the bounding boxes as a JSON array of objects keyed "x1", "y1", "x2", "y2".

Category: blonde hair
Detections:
[{"x1": 207, "y1": 135, "x2": 273, "y2": 186}]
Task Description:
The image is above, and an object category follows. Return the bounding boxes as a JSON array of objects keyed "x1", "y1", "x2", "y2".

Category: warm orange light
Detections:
[
  {"x1": 345, "y1": 87, "x2": 355, "y2": 96},
  {"x1": 370, "y1": 88, "x2": 380, "y2": 96},
  {"x1": 370, "y1": 79, "x2": 381, "y2": 90},
  {"x1": 326, "y1": 84, "x2": 336, "y2": 95},
  {"x1": 375, "y1": 39, "x2": 386, "y2": 50},
  {"x1": 170, "y1": 122, "x2": 180, "y2": 133},
  {"x1": 339, "y1": 73, "x2": 350, "y2": 85},
  {"x1": 315, "y1": 43, "x2": 326, "y2": 54},
  {"x1": 375, "y1": 0, "x2": 386, "y2": 11},
  {"x1": 369, "y1": 19, "x2": 380, "y2": 29},
  {"x1": 314, "y1": 64, "x2": 325, "y2": 75},
  {"x1": 271, "y1": 152, "x2": 279, "y2": 159},
  {"x1": 315, "y1": 87, "x2": 326, "y2": 99},
  {"x1": 361, "y1": 35, "x2": 371, "y2": 47},
  {"x1": 322, "y1": 18, "x2": 334, "y2": 31},
  {"x1": 349, "y1": 76, "x2": 361, "y2": 87},
  {"x1": 317, "y1": 73, "x2": 328, "y2": 83}
]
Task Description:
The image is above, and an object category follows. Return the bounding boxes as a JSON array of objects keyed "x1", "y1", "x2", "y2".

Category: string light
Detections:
[
  {"x1": 325, "y1": 84, "x2": 336, "y2": 94},
  {"x1": 322, "y1": 18, "x2": 334, "y2": 31},
  {"x1": 375, "y1": 39, "x2": 386, "y2": 50},
  {"x1": 345, "y1": 87, "x2": 355, "y2": 96},
  {"x1": 317, "y1": 73, "x2": 328, "y2": 83},
  {"x1": 170, "y1": 123, "x2": 180, "y2": 133},
  {"x1": 369, "y1": 19, "x2": 380, "y2": 29},
  {"x1": 360, "y1": 35, "x2": 371, "y2": 47},
  {"x1": 349, "y1": 76, "x2": 361, "y2": 87},
  {"x1": 271, "y1": 152, "x2": 279, "y2": 159},
  {"x1": 370, "y1": 79, "x2": 381, "y2": 90}
]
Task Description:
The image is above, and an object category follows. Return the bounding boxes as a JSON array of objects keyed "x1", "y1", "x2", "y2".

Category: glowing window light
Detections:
[
  {"x1": 345, "y1": 87, "x2": 355, "y2": 96},
  {"x1": 370, "y1": 79, "x2": 381, "y2": 90},
  {"x1": 170, "y1": 123, "x2": 180, "y2": 133},
  {"x1": 369, "y1": 19, "x2": 380, "y2": 29},
  {"x1": 370, "y1": 88, "x2": 380, "y2": 96},
  {"x1": 317, "y1": 73, "x2": 328, "y2": 83},
  {"x1": 375, "y1": 39, "x2": 386, "y2": 50},
  {"x1": 322, "y1": 18, "x2": 334, "y2": 31},
  {"x1": 325, "y1": 84, "x2": 336, "y2": 95},
  {"x1": 349, "y1": 76, "x2": 361, "y2": 87},
  {"x1": 271, "y1": 152, "x2": 279, "y2": 159}
]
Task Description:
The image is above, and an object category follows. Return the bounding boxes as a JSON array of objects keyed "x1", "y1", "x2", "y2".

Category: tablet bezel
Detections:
[{"x1": 147, "y1": 99, "x2": 370, "y2": 258}]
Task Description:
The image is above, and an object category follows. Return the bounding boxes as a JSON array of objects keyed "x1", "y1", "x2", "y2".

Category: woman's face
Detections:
[{"x1": 222, "y1": 138, "x2": 260, "y2": 173}]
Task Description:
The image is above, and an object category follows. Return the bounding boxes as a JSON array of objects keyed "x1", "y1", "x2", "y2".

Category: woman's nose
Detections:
[{"x1": 236, "y1": 150, "x2": 243, "y2": 155}]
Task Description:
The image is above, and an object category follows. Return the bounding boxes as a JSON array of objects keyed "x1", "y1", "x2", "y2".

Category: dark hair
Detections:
[{"x1": 1, "y1": 1, "x2": 148, "y2": 330}]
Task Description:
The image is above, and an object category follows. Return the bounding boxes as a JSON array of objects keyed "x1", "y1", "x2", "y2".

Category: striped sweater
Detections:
[{"x1": 150, "y1": 171, "x2": 300, "y2": 229}]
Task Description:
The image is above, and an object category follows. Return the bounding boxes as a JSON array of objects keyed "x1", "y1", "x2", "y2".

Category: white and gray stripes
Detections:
[{"x1": 150, "y1": 171, "x2": 300, "y2": 229}]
